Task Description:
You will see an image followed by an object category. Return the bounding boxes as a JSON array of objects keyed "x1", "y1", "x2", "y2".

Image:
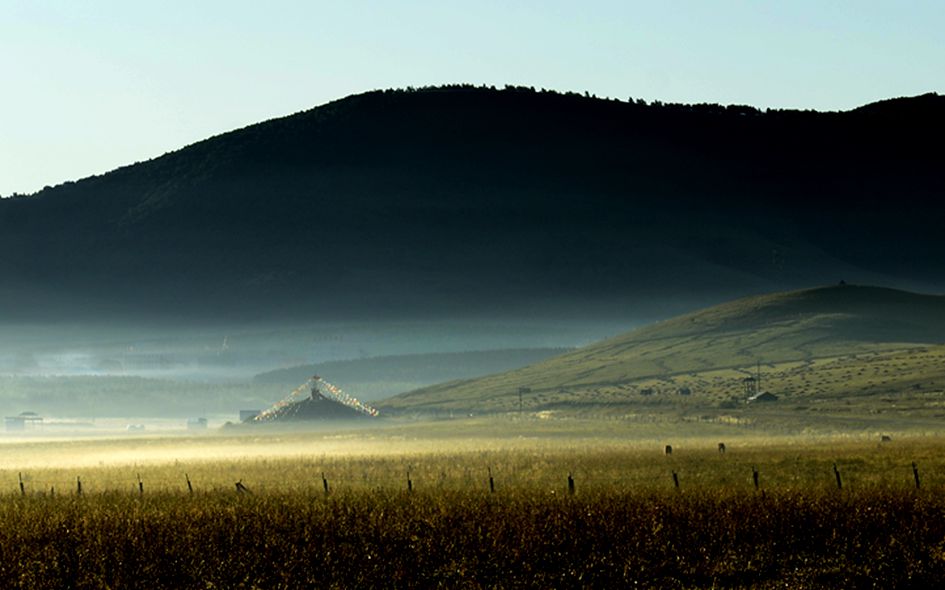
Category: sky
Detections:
[{"x1": 1, "y1": 0, "x2": 942, "y2": 197}]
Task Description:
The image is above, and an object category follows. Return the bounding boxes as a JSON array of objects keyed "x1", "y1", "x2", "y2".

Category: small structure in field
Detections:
[
  {"x1": 251, "y1": 375, "x2": 379, "y2": 423},
  {"x1": 4, "y1": 411, "x2": 43, "y2": 432},
  {"x1": 747, "y1": 391, "x2": 779, "y2": 403},
  {"x1": 677, "y1": 387, "x2": 692, "y2": 396}
]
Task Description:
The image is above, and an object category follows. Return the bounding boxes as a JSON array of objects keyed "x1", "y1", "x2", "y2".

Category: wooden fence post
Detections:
[
  {"x1": 322, "y1": 472, "x2": 330, "y2": 495},
  {"x1": 672, "y1": 470, "x2": 680, "y2": 490},
  {"x1": 18, "y1": 473, "x2": 25, "y2": 496},
  {"x1": 488, "y1": 467, "x2": 495, "y2": 494},
  {"x1": 137, "y1": 473, "x2": 144, "y2": 496},
  {"x1": 752, "y1": 466, "x2": 759, "y2": 490},
  {"x1": 407, "y1": 471, "x2": 413, "y2": 493},
  {"x1": 76, "y1": 476, "x2": 82, "y2": 496},
  {"x1": 833, "y1": 463, "x2": 842, "y2": 490},
  {"x1": 912, "y1": 462, "x2": 921, "y2": 490},
  {"x1": 567, "y1": 472, "x2": 575, "y2": 495},
  {"x1": 185, "y1": 474, "x2": 193, "y2": 495}
]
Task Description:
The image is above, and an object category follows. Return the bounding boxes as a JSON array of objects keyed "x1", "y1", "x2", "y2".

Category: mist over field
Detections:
[{"x1": 0, "y1": 317, "x2": 621, "y2": 424}]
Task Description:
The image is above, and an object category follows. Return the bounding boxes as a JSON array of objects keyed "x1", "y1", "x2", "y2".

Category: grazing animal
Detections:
[
  {"x1": 718, "y1": 442, "x2": 726, "y2": 454},
  {"x1": 664, "y1": 445, "x2": 673, "y2": 455},
  {"x1": 881, "y1": 435, "x2": 892, "y2": 443}
]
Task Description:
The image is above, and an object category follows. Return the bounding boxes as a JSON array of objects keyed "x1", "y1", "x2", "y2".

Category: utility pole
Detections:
[{"x1": 518, "y1": 387, "x2": 531, "y2": 416}]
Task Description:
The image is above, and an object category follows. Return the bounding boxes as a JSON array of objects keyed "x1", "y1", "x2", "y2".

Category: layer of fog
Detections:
[
  {"x1": 0, "y1": 317, "x2": 641, "y2": 423},
  {"x1": 0, "y1": 319, "x2": 630, "y2": 381}
]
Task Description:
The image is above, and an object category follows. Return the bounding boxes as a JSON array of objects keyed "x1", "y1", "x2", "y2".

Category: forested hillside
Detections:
[{"x1": 1, "y1": 86, "x2": 942, "y2": 321}]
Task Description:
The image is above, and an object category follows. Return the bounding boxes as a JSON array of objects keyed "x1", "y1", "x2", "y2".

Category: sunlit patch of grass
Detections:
[{"x1": 3, "y1": 432, "x2": 945, "y2": 587}]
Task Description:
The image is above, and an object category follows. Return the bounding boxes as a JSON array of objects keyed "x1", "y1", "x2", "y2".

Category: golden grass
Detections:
[{"x1": 3, "y1": 428, "x2": 945, "y2": 587}]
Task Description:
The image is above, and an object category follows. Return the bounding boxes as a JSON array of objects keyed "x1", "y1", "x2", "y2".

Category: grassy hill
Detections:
[
  {"x1": 379, "y1": 285, "x2": 945, "y2": 417},
  {"x1": 0, "y1": 87, "x2": 943, "y2": 321}
]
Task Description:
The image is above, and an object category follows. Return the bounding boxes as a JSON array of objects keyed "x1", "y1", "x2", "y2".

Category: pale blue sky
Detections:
[{"x1": 1, "y1": 1, "x2": 942, "y2": 196}]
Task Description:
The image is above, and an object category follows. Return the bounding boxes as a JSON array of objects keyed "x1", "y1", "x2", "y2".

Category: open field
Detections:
[{"x1": 3, "y1": 422, "x2": 945, "y2": 588}]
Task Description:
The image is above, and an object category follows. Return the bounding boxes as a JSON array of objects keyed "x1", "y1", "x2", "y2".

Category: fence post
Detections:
[
  {"x1": 752, "y1": 466, "x2": 759, "y2": 490},
  {"x1": 488, "y1": 467, "x2": 495, "y2": 494},
  {"x1": 833, "y1": 463, "x2": 842, "y2": 490},
  {"x1": 138, "y1": 473, "x2": 144, "y2": 496},
  {"x1": 18, "y1": 473, "x2": 25, "y2": 497},
  {"x1": 912, "y1": 462, "x2": 921, "y2": 490},
  {"x1": 567, "y1": 472, "x2": 575, "y2": 495},
  {"x1": 185, "y1": 473, "x2": 193, "y2": 495},
  {"x1": 407, "y1": 471, "x2": 413, "y2": 493},
  {"x1": 322, "y1": 472, "x2": 330, "y2": 495},
  {"x1": 672, "y1": 470, "x2": 680, "y2": 490},
  {"x1": 76, "y1": 476, "x2": 82, "y2": 496}
]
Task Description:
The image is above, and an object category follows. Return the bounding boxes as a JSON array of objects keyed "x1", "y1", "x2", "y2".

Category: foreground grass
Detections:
[
  {"x1": 1, "y1": 489, "x2": 944, "y2": 588},
  {"x1": 3, "y1": 432, "x2": 945, "y2": 588}
]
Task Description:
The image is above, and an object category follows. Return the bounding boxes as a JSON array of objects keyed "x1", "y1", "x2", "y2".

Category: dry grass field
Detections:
[{"x1": 3, "y1": 423, "x2": 945, "y2": 588}]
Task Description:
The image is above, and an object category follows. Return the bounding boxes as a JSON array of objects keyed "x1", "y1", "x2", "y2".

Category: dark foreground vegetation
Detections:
[{"x1": 1, "y1": 488, "x2": 943, "y2": 589}]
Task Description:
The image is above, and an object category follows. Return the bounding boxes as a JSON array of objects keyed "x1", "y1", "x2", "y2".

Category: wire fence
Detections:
[{"x1": 4, "y1": 460, "x2": 941, "y2": 498}]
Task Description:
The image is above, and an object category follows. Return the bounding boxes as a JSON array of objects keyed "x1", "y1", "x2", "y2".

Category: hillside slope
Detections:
[
  {"x1": 1, "y1": 87, "x2": 943, "y2": 320},
  {"x1": 252, "y1": 348, "x2": 572, "y2": 400},
  {"x1": 380, "y1": 285, "x2": 945, "y2": 412}
]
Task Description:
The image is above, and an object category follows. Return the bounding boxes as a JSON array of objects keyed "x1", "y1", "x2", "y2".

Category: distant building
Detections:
[
  {"x1": 747, "y1": 391, "x2": 779, "y2": 403},
  {"x1": 5, "y1": 412, "x2": 43, "y2": 431}
]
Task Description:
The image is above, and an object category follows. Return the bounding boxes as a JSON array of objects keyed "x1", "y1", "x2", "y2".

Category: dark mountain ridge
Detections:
[{"x1": 1, "y1": 86, "x2": 943, "y2": 321}]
